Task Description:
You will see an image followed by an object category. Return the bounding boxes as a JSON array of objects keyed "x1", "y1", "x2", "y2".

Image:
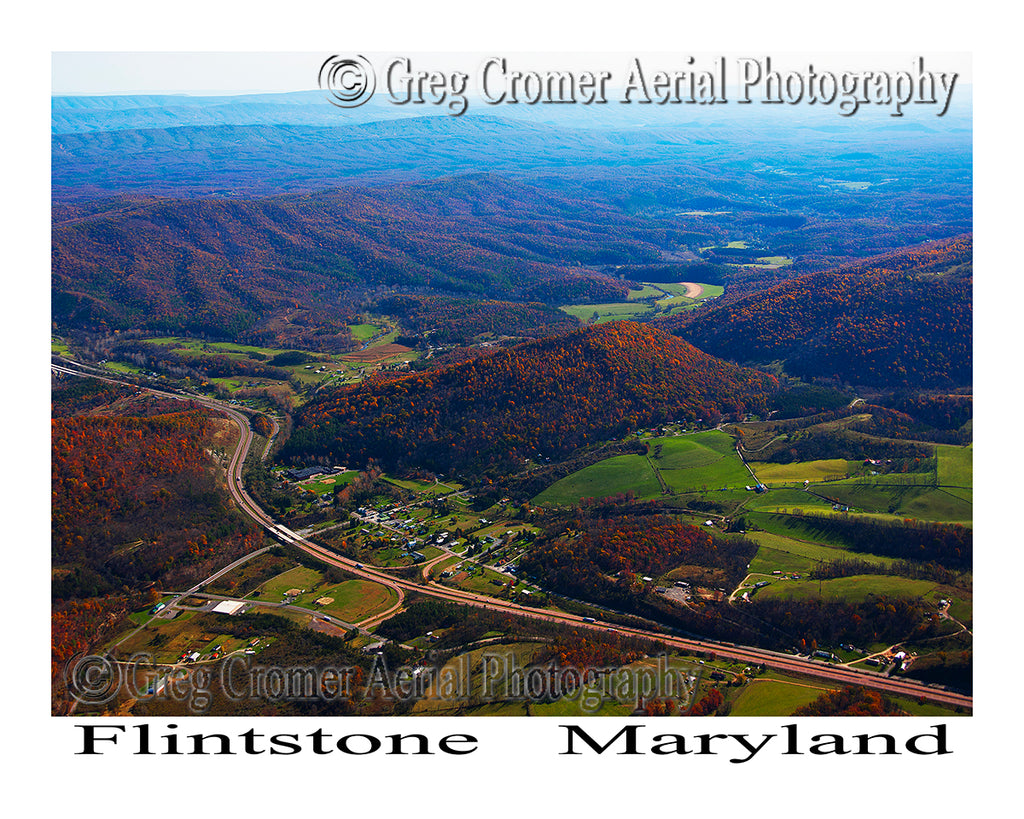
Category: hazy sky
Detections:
[{"x1": 52, "y1": 51, "x2": 972, "y2": 96}]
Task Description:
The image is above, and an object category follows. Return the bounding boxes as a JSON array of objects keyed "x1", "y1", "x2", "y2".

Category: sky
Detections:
[{"x1": 52, "y1": 51, "x2": 973, "y2": 96}]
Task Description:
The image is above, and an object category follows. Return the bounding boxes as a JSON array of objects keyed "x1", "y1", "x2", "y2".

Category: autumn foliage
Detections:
[
  {"x1": 284, "y1": 322, "x2": 778, "y2": 475},
  {"x1": 667, "y1": 236, "x2": 972, "y2": 388}
]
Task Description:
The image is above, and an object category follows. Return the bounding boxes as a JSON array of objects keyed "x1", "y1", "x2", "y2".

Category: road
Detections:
[{"x1": 52, "y1": 360, "x2": 973, "y2": 711}]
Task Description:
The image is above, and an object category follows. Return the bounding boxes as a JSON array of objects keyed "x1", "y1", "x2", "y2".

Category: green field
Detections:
[
  {"x1": 937, "y1": 444, "x2": 972, "y2": 487},
  {"x1": 626, "y1": 285, "x2": 664, "y2": 300},
  {"x1": 742, "y1": 487, "x2": 837, "y2": 513},
  {"x1": 655, "y1": 432, "x2": 751, "y2": 492},
  {"x1": 746, "y1": 530, "x2": 894, "y2": 575},
  {"x1": 347, "y1": 323, "x2": 381, "y2": 341},
  {"x1": 534, "y1": 453, "x2": 663, "y2": 505},
  {"x1": 814, "y1": 482, "x2": 972, "y2": 523},
  {"x1": 559, "y1": 302, "x2": 654, "y2": 324},
  {"x1": 254, "y1": 566, "x2": 324, "y2": 599},
  {"x1": 756, "y1": 574, "x2": 938, "y2": 604},
  {"x1": 729, "y1": 679, "x2": 832, "y2": 716},
  {"x1": 754, "y1": 459, "x2": 853, "y2": 485},
  {"x1": 535, "y1": 431, "x2": 756, "y2": 505},
  {"x1": 313, "y1": 580, "x2": 398, "y2": 622}
]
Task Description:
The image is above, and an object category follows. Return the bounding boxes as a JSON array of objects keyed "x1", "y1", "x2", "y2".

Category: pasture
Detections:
[{"x1": 755, "y1": 574, "x2": 938, "y2": 604}]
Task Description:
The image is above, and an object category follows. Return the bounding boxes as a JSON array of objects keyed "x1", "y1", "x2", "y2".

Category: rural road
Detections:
[{"x1": 52, "y1": 359, "x2": 973, "y2": 711}]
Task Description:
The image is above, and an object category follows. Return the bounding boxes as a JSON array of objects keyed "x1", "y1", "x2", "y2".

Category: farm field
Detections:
[
  {"x1": 533, "y1": 453, "x2": 663, "y2": 505},
  {"x1": 559, "y1": 302, "x2": 656, "y2": 324},
  {"x1": 754, "y1": 573, "x2": 939, "y2": 604},
  {"x1": 535, "y1": 430, "x2": 753, "y2": 506},
  {"x1": 729, "y1": 678, "x2": 831, "y2": 716},
  {"x1": 745, "y1": 530, "x2": 895, "y2": 575},
  {"x1": 937, "y1": 444, "x2": 973, "y2": 487},
  {"x1": 561, "y1": 281, "x2": 722, "y2": 324},
  {"x1": 814, "y1": 482, "x2": 972, "y2": 523},
  {"x1": 753, "y1": 458, "x2": 854, "y2": 485}
]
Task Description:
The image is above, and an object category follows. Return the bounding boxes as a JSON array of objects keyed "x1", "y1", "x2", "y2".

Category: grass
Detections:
[
  {"x1": 753, "y1": 459, "x2": 854, "y2": 485},
  {"x1": 745, "y1": 529, "x2": 894, "y2": 575},
  {"x1": 814, "y1": 482, "x2": 972, "y2": 523},
  {"x1": 253, "y1": 566, "x2": 324, "y2": 599},
  {"x1": 626, "y1": 285, "x2": 664, "y2": 300},
  {"x1": 756, "y1": 574, "x2": 938, "y2": 604},
  {"x1": 534, "y1": 430, "x2": 777, "y2": 505},
  {"x1": 729, "y1": 679, "x2": 832, "y2": 716},
  {"x1": 937, "y1": 444, "x2": 972, "y2": 487},
  {"x1": 534, "y1": 454, "x2": 663, "y2": 505},
  {"x1": 559, "y1": 302, "x2": 654, "y2": 324},
  {"x1": 348, "y1": 323, "x2": 381, "y2": 341},
  {"x1": 313, "y1": 580, "x2": 398, "y2": 622},
  {"x1": 743, "y1": 488, "x2": 837, "y2": 512}
]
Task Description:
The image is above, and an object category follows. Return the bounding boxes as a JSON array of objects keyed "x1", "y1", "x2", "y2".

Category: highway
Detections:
[{"x1": 52, "y1": 359, "x2": 974, "y2": 711}]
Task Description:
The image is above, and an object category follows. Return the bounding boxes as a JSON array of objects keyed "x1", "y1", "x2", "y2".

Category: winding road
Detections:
[{"x1": 52, "y1": 359, "x2": 973, "y2": 711}]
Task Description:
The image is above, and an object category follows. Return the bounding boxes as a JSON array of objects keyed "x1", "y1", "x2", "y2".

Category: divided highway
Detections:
[{"x1": 52, "y1": 360, "x2": 974, "y2": 711}]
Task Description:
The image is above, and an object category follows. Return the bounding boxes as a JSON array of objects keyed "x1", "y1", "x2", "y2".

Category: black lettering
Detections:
[
  {"x1": 269, "y1": 734, "x2": 302, "y2": 754},
  {"x1": 438, "y1": 734, "x2": 477, "y2": 755},
  {"x1": 651, "y1": 734, "x2": 691, "y2": 755},
  {"x1": 907, "y1": 724, "x2": 951, "y2": 755},
  {"x1": 560, "y1": 723, "x2": 642, "y2": 755},
  {"x1": 76, "y1": 724, "x2": 125, "y2": 755},
  {"x1": 189, "y1": 733, "x2": 234, "y2": 755},
  {"x1": 337, "y1": 733, "x2": 382, "y2": 755},
  {"x1": 809, "y1": 734, "x2": 848, "y2": 755}
]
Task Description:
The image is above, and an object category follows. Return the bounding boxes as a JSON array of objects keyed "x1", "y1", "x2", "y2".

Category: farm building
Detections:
[{"x1": 211, "y1": 600, "x2": 247, "y2": 615}]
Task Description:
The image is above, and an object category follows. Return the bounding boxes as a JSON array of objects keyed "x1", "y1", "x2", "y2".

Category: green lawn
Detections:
[{"x1": 816, "y1": 482, "x2": 972, "y2": 523}]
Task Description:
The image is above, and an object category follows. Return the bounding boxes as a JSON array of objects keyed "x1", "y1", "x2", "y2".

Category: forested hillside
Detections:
[
  {"x1": 283, "y1": 321, "x2": 778, "y2": 475},
  {"x1": 664, "y1": 236, "x2": 972, "y2": 387}
]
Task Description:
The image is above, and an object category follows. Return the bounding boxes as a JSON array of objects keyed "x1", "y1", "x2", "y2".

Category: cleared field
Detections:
[
  {"x1": 746, "y1": 530, "x2": 893, "y2": 576},
  {"x1": 650, "y1": 436, "x2": 726, "y2": 470},
  {"x1": 756, "y1": 574, "x2": 938, "y2": 604},
  {"x1": 658, "y1": 282, "x2": 724, "y2": 300},
  {"x1": 937, "y1": 444, "x2": 973, "y2": 487},
  {"x1": 534, "y1": 454, "x2": 662, "y2": 505},
  {"x1": 746, "y1": 530, "x2": 895, "y2": 571},
  {"x1": 627, "y1": 285, "x2": 664, "y2": 300},
  {"x1": 315, "y1": 580, "x2": 397, "y2": 622},
  {"x1": 742, "y1": 488, "x2": 837, "y2": 512},
  {"x1": 341, "y1": 343, "x2": 414, "y2": 363},
  {"x1": 347, "y1": 323, "x2": 381, "y2": 341},
  {"x1": 753, "y1": 459, "x2": 853, "y2": 485},
  {"x1": 730, "y1": 679, "x2": 831, "y2": 716},
  {"x1": 817, "y1": 483, "x2": 972, "y2": 523},
  {"x1": 536, "y1": 431, "x2": 758, "y2": 505},
  {"x1": 206, "y1": 551, "x2": 295, "y2": 596},
  {"x1": 559, "y1": 302, "x2": 653, "y2": 324},
  {"x1": 300, "y1": 472, "x2": 358, "y2": 495},
  {"x1": 254, "y1": 566, "x2": 324, "y2": 599},
  {"x1": 661, "y1": 459, "x2": 751, "y2": 493}
]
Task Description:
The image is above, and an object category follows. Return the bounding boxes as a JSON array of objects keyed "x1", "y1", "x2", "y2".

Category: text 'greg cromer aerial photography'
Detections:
[{"x1": 51, "y1": 52, "x2": 972, "y2": 720}]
